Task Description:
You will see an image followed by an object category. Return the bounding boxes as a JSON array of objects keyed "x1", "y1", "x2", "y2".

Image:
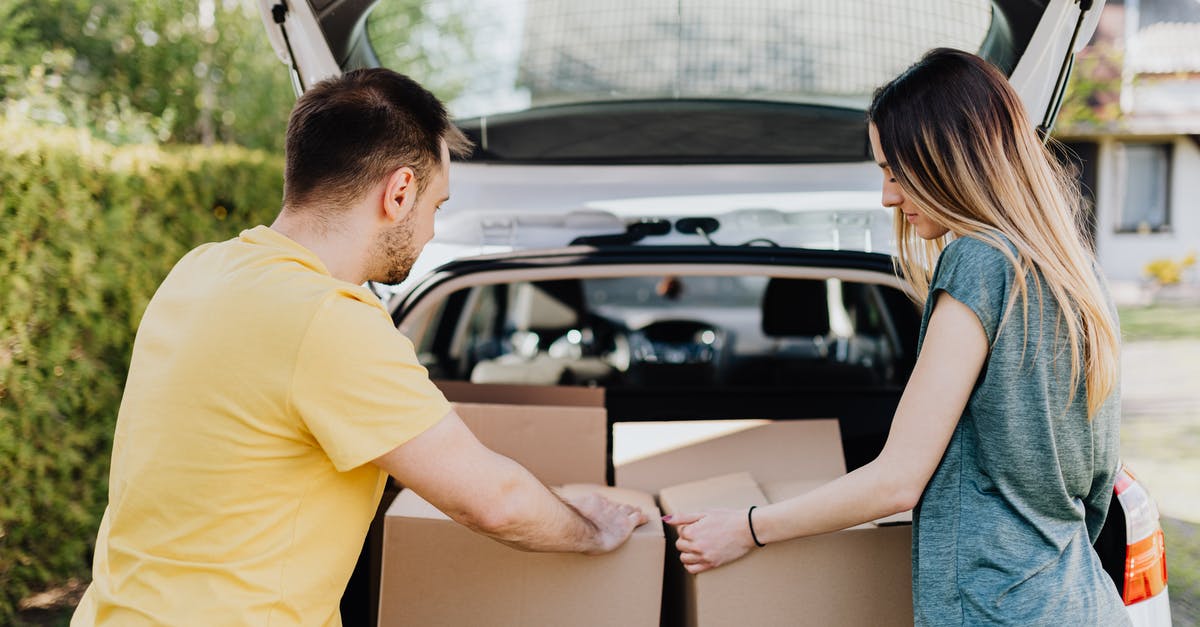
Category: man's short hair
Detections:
[{"x1": 283, "y1": 68, "x2": 473, "y2": 213}]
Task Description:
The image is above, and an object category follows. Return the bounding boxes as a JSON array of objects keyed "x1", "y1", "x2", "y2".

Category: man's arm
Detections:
[{"x1": 372, "y1": 410, "x2": 647, "y2": 554}]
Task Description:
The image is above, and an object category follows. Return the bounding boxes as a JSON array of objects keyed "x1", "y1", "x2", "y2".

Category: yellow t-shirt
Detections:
[{"x1": 72, "y1": 226, "x2": 450, "y2": 626}]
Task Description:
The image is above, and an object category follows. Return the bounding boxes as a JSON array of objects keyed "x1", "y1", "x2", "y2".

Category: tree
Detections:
[{"x1": 1, "y1": 0, "x2": 295, "y2": 151}]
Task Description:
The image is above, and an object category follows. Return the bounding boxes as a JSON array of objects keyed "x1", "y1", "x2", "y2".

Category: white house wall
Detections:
[{"x1": 1095, "y1": 135, "x2": 1200, "y2": 281}]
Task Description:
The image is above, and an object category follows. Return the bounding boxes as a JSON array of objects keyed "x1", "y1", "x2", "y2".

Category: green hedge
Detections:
[{"x1": 0, "y1": 118, "x2": 283, "y2": 620}]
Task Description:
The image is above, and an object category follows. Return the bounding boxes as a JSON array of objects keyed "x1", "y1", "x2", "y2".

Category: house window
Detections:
[{"x1": 1116, "y1": 142, "x2": 1172, "y2": 233}]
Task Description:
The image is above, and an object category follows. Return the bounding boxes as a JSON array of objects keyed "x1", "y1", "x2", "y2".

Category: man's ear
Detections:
[{"x1": 382, "y1": 166, "x2": 417, "y2": 223}]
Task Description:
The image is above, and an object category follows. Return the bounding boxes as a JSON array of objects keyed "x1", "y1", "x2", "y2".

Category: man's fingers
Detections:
[{"x1": 618, "y1": 504, "x2": 650, "y2": 526}]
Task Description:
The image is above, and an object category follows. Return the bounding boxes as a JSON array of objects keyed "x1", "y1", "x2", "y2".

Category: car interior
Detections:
[{"x1": 415, "y1": 274, "x2": 919, "y2": 392}]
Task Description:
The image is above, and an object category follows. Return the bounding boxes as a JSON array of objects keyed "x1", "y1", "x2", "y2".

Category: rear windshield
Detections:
[
  {"x1": 413, "y1": 274, "x2": 920, "y2": 391},
  {"x1": 367, "y1": 0, "x2": 998, "y2": 119}
]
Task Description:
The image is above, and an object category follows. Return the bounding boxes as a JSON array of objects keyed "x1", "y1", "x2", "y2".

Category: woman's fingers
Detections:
[{"x1": 663, "y1": 511, "x2": 705, "y2": 526}]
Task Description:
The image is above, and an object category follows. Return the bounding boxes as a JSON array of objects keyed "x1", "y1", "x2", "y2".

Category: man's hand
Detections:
[
  {"x1": 374, "y1": 411, "x2": 649, "y2": 554},
  {"x1": 665, "y1": 508, "x2": 756, "y2": 574},
  {"x1": 559, "y1": 491, "x2": 649, "y2": 555}
]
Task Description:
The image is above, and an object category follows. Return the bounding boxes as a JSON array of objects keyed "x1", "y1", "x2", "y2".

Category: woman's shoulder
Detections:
[
  {"x1": 935, "y1": 232, "x2": 1018, "y2": 281},
  {"x1": 942, "y1": 231, "x2": 1016, "y2": 261}
]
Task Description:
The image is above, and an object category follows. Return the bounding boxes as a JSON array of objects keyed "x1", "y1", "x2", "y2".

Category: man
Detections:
[{"x1": 72, "y1": 69, "x2": 647, "y2": 626}]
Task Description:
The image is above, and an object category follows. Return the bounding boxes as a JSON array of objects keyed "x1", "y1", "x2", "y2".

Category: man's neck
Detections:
[{"x1": 270, "y1": 211, "x2": 368, "y2": 285}]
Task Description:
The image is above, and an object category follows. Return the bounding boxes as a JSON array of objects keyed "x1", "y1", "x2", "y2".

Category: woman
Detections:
[{"x1": 665, "y1": 48, "x2": 1130, "y2": 625}]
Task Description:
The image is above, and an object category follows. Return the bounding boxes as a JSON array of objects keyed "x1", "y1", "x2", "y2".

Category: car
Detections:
[{"x1": 255, "y1": 1, "x2": 1171, "y2": 625}]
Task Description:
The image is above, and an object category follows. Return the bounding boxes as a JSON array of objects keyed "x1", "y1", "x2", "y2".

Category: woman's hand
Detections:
[{"x1": 664, "y1": 508, "x2": 757, "y2": 574}]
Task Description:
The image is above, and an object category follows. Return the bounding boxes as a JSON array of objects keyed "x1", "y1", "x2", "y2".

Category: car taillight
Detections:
[{"x1": 1114, "y1": 467, "x2": 1168, "y2": 605}]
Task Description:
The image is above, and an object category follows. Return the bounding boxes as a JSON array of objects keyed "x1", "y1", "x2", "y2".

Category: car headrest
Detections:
[
  {"x1": 509, "y1": 281, "x2": 582, "y2": 331},
  {"x1": 761, "y1": 278, "x2": 830, "y2": 337}
]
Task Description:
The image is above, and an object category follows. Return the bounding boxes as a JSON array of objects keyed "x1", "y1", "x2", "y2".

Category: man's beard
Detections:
[{"x1": 367, "y1": 210, "x2": 420, "y2": 285}]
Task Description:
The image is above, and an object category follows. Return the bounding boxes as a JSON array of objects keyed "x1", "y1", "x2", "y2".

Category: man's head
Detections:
[{"x1": 282, "y1": 68, "x2": 472, "y2": 283}]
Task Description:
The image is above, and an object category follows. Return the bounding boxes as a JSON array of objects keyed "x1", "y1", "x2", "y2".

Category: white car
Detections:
[{"x1": 257, "y1": 1, "x2": 1171, "y2": 624}]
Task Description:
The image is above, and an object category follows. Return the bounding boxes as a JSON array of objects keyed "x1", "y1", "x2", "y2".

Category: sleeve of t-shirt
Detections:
[
  {"x1": 291, "y1": 291, "x2": 452, "y2": 472},
  {"x1": 928, "y1": 236, "x2": 1014, "y2": 346}
]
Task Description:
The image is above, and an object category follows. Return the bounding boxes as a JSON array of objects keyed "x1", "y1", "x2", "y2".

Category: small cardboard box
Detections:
[
  {"x1": 378, "y1": 484, "x2": 665, "y2": 627},
  {"x1": 658, "y1": 472, "x2": 912, "y2": 627},
  {"x1": 615, "y1": 419, "x2": 846, "y2": 494}
]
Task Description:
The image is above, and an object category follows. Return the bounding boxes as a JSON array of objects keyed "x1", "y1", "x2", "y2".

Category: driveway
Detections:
[{"x1": 1120, "y1": 340, "x2": 1200, "y2": 523}]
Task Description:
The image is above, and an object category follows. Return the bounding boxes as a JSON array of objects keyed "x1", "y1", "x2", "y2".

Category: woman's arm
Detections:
[{"x1": 667, "y1": 292, "x2": 989, "y2": 573}]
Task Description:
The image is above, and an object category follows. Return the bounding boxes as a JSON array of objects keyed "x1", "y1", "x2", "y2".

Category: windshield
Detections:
[{"x1": 367, "y1": 0, "x2": 998, "y2": 119}]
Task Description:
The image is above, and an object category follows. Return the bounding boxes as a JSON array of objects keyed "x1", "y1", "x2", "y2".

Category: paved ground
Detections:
[{"x1": 1119, "y1": 340, "x2": 1200, "y2": 523}]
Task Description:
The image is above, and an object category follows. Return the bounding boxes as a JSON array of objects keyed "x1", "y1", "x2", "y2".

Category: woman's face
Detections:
[{"x1": 868, "y1": 123, "x2": 950, "y2": 241}]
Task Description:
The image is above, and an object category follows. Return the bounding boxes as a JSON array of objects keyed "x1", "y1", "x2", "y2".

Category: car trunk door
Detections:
[{"x1": 257, "y1": 0, "x2": 1104, "y2": 133}]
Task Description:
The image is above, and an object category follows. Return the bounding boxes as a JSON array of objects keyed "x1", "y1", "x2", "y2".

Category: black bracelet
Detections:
[{"x1": 748, "y1": 505, "x2": 765, "y2": 547}]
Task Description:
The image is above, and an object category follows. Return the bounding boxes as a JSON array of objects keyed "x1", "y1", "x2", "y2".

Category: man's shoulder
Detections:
[{"x1": 304, "y1": 286, "x2": 399, "y2": 346}]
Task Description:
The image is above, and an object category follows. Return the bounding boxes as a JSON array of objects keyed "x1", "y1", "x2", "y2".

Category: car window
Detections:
[
  {"x1": 416, "y1": 274, "x2": 918, "y2": 390},
  {"x1": 367, "y1": 0, "x2": 998, "y2": 119}
]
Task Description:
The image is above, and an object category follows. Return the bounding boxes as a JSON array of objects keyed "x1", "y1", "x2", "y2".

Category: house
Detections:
[{"x1": 1055, "y1": 0, "x2": 1200, "y2": 290}]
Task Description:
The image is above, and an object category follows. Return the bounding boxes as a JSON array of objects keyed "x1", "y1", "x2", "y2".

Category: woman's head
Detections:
[
  {"x1": 867, "y1": 48, "x2": 1070, "y2": 251},
  {"x1": 869, "y1": 48, "x2": 1119, "y2": 418}
]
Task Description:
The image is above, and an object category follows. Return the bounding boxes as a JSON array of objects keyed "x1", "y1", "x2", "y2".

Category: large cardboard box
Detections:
[
  {"x1": 379, "y1": 484, "x2": 664, "y2": 627},
  {"x1": 359, "y1": 383, "x2": 609, "y2": 626},
  {"x1": 658, "y1": 472, "x2": 912, "y2": 627},
  {"x1": 615, "y1": 419, "x2": 846, "y2": 494},
  {"x1": 378, "y1": 383, "x2": 664, "y2": 627}
]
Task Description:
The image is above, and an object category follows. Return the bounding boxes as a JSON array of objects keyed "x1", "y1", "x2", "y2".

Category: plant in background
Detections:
[
  {"x1": 0, "y1": 118, "x2": 283, "y2": 621},
  {"x1": 0, "y1": 0, "x2": 295, "y2": 151},
  {"x1": 1056, "y1": 42, "x2": 1125, "y2": 134},
  {"x1": 1143, "y1": 251, "x2": 1197, "y2": 286}
]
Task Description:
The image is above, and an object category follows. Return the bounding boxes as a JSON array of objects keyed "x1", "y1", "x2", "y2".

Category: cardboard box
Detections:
[
  {"x1": 452, "y1": 401, "x2": 607, "y2": 486},
  {"x1": 362, "y1": 383, "x2": 609, "y2": 626},
  {"x1": 434, "y1": 379, "x2": 604, "y2": 407},
  {"x1": 378, "y1": 484, "x2": 665, "y2": 627},
  {"x1": 658, "y1": 472, "x2": 912, "y2": 627},
  {"x1": 615, "y1": 419, "x2": 846, "y2": 494}
]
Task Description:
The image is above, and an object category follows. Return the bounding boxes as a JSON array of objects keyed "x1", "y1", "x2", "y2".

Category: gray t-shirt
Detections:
[{"x1": 912, "y1": 235, "x2": 1129, "y2": 626}]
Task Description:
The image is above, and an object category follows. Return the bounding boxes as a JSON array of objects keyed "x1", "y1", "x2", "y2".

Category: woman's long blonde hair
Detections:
[{"x1": 868, "y1": 48, "x2": 1120, "y2": 418}]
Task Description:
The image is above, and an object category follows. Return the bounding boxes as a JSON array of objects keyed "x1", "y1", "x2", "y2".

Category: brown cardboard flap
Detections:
[
  {"x1": 657, "y1": 472, "x2": 768, "y2": 516},
  {"x1": 616, "y1": 419, "x2": 845, "y2": 495},
  {"x1": 453, "y1": 401, "x2": 607, "y2": 486},
  {"x1": 760, "y1": 477, "x2": 826, "y2": 502},
  {"x1": 435, "y1": 380, "x2": 604, "y2": 407}
]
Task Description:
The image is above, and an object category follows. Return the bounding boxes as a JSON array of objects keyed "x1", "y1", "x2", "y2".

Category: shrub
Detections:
[
  {"x1": 0, "y1": 118, "x2": 282, "y2": 620},
  {"x1": 1144, "y1": 252, "x2": 1197, "y2": 286}
]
